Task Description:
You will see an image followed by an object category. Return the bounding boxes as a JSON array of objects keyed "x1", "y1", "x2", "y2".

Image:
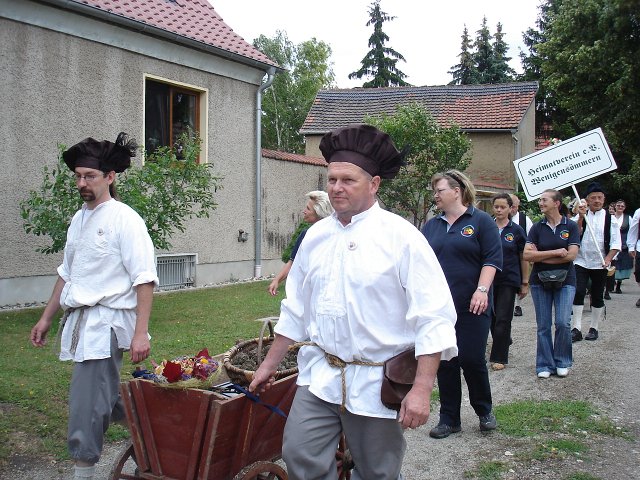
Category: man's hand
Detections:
[
  {"x1": 30, "y1": 318, "x2": 52, "y2": 347},
  {"x1": 248, "y1": 364, "x2": 277, "y2": 393},
  {"x1": 130, "y1": 332, "x2": 150, "y2": 363},
  {"x1": 397, "y1": 386, "x2": 430, "y2": 429}
]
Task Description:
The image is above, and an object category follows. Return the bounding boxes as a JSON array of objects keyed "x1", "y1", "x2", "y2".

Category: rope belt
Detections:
[
  {"x1": 56, "y1": 307, "x2": 87, "y2": 355},
  {"x1": 290, "y1": 341, "x2": 384, "y2": 412}
]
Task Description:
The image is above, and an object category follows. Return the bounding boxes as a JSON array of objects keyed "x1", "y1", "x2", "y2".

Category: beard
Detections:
[{"x1": 79, "y1": 189, "x2": 96, "y2": 202}]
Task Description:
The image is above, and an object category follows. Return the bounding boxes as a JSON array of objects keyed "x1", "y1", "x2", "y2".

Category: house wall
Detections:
[
  {"x1": 0, "y1": 5, "x2": 321, "y2": 304},
  {"x1": 465, "y1": 132, "x2": 516, "y2": 186}
]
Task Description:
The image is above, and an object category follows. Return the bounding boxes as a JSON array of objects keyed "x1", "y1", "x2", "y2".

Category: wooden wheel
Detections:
[
  {"x1": 233, "y1": 460, "x2": 288, "y2": 480},
  {"x1": 109, "y1": 441, "x2": 141, "y2": 480},
  {"x1": 336, "y1": 434, "x2": 354, "y2": 480}
]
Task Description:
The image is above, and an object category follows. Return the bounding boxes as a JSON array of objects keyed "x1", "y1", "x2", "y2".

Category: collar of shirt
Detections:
[{"x1": 436, "y1": 205, "x2": 476, "y2": 222}]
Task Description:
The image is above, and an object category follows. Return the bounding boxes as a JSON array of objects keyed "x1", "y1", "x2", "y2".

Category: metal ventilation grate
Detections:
[{"x1": 156, "y1": 254, "x2": 196, "y2": 291}]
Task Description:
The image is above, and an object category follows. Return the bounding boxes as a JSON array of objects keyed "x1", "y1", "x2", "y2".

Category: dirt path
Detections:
[{"x1": 6, "y1": 283, "x2": 640, "y2": 479}]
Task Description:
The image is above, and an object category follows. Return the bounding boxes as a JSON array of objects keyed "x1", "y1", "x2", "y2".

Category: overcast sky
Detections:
[{"x1": 213, "y1": 0, "x2": 542, "y2": 87}]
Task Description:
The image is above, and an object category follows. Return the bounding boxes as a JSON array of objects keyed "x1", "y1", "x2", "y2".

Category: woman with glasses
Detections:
[
  {"x1": 523, "y1": 189, "x2": 580, "y2": 378},
  {"x1": 421, "y1": 170, "x2": 502, "y2": 439}
]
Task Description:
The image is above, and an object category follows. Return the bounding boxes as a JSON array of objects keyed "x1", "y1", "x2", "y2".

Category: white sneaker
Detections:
[
  {"x1": 537, "y1": 371, "x2": 551, "y2": 378},
  {"x1": 556, "y1": 368, "x2": 569, "y2": 377}
]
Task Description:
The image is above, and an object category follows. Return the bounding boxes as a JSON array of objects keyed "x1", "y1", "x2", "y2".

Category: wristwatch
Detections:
[{"x1": 476, "y1": 286, "x2": 488, "y2": 293}]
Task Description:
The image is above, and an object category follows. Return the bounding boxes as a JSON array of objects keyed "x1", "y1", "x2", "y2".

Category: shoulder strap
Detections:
[
  {"x1": 604, "y1": 213, "x2": 611, "y2": 254},
  {"x1": 518, "y1": 211, "x2": 526, "y2": 228}
]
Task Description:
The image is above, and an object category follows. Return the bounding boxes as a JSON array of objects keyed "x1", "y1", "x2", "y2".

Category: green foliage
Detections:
[
  {"x1": 348, "y1": 0, "x2": 410, "y2": 87},
  {"x1": 281, "y1": 221, "x2": 310, "y2": 262},
  {"x1": 254, "y1": 31, "x2": 335, "y2": 153},
  {"x1": 523, "y1": 0, "x2": 640, "y2": 205},
  {"x1": 449, "y1": 17, "x2": 516, "y2": 85},
  {"x1": 367, "y1": 103, "x2": 472, "y2": 227},
  {"x1": 20, "y1": 131, "x2": 221, "y2": 253},
  {"x1": 0, "y1": 281, "x2": 281, "y2": 462},
  {"x1": 463, "y1": 461, "x2": 508, "y2": 480}
]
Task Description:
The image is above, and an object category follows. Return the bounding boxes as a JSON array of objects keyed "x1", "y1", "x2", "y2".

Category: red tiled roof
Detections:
[
  {"x1": 66, "y1": 0, "x2": 277, "y2": 68},
  {"x1": 262, "y1": 149, "x2": 328, "y2": 167},
  {"x1": 301, "y1": 82, "x2": 538, "y2": 133}
]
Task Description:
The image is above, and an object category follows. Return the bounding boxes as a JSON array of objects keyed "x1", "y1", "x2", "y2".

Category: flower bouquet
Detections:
[{"x1": 133, "y1": 348, "x2": 222, "y2": 389}]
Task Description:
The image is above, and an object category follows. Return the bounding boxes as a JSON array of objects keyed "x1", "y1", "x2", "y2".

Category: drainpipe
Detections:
[
  {"x1": 254, "y1": 67, "x2": 276, "y2": 278},
  {"x1": 512, "y1": 132, "x2": 521, "y2": 192}
]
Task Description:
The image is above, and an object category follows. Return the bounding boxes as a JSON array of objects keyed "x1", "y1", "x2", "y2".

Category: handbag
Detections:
[
  {"x1": 380, "y1": 348, "x2": 417, "y2": 411},
  {"x1": 537, "y1": 269, "x2": 568, "y2": 289}
]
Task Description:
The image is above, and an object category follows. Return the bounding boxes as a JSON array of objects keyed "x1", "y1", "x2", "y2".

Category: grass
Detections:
[
  {"x1": 464, "y1": 461, "x2": 508, "y2": 480},
  {"x1": 0, "y1": 280, "x2": 282, "y2": 465}
]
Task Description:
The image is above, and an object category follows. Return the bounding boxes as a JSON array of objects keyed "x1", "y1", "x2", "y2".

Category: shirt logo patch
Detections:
[
  {"x1": 504, "y1": 232, "x2": 515, "y2": 242},
  {"x1": 560, "y1": 230, "x2": 570, "y2": 240},
  {"x1": 461, "y1": 225, "x2": 475, "y2": 237}
]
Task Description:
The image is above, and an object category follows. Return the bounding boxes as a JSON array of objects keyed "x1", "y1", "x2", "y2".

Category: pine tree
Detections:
[
  {"x1": 489, "y1": 22, "x2": 516, "y2": 83},
  {"x1": 471, "y1": 16, "x2": 493, "y2": 84},
  {"x1": 348, "y1": 0, "x2": 410, "y2": 87},
  {"x1": 448, "y1": 25, "x2": 476, "y2": 85}
]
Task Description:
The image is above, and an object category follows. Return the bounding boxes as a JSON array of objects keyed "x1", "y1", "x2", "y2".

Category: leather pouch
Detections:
[{"x1": 380, "y1": 348, "x2": 417, "y2": 411}]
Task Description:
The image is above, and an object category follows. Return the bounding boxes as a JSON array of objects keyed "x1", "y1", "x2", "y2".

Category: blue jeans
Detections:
[{"x1": 530, "y1": 284, "x2": 575, "y2": 374}]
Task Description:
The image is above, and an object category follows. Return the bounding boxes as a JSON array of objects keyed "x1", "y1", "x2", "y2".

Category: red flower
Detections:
[
  {"x1": 163, "y1": 361, "x2": 183, "y2": 383},
  {"x1": 196, "y1": 348, "x2": 210, "y2": 359}
]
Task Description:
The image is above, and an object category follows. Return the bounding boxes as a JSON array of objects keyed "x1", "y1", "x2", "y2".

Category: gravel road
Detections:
[{"x1": 6, "y1": 282, "x2": 640, "y2": 479}]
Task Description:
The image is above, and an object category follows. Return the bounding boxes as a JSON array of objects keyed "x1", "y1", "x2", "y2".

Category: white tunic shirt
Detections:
[
  {"x1": 628, "y1": 208, "x2": 640, "y2": 252},
  {"x1": 274, "y1": 202, "x2": 457, "y2": 419},
  {"x1": 58, "y1": 199, "x2": 158, "y2": 362},
  {"x1": 572, "y1": 209, "x2": 621, "y2": 269}
]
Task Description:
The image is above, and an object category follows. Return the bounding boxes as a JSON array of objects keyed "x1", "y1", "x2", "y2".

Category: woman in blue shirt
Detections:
[
  {"x1": 421, "y1": 170, "x2": 502, "y2": 439},
  {"x1": 523, "y1": 189, "x2": 580, "y2": 378},
  {"x1": 490, "y1": 194, "x2": 528, "y2": 371}
]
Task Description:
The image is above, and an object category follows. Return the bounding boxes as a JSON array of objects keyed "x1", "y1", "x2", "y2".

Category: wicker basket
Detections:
[{"x1": 222, "y1": 319, "x2": 298, "y2": 386}]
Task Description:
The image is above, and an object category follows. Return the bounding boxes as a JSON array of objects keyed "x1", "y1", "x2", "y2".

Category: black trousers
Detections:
[
  {"x1": 437, "y1": 310, "x2": 492, "y2": 427},
  {"x1": 573, "y1": 265, "x2": 607, "y2": 309},
  {"x1": 490, "y1": 285, "x2": 518, "y2": 364}
]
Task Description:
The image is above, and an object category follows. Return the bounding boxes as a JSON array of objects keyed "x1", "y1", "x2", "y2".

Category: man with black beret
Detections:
[
  {"x1": 250, "y1": 124, "x2": 457, "y2": 479},
  {"x1": 30, "y1": 133, "x2": 157, "y2": 480},
  {"x1": 570, "y1": 181, "x2": 621, "y2": 342}
]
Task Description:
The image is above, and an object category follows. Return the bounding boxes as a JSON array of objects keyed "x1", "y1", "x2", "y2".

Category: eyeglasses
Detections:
[
  {"x1": 433, "y1": 188, "x2": 452, "y2": 197},
  {"x1": 74, "y1": 173, "x2": 106, "y2": 183}
]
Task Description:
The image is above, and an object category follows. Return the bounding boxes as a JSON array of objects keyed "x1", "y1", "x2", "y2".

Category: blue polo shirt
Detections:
[
  {"x1": 494, "y1": 220, "x2": 527, "y2": 288},
  {"x1": 527, "y1": 216, "x2": 580, "y2": 287},
  {"x1": 290, "y1": 228, "x2": 308, "y2": 261},
  {"x1": 421, "y1": 206, "x2": 503, "y2": 312}
]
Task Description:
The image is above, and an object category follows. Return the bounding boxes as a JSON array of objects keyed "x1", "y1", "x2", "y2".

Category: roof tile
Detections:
[
  {"x1": 68, "y1": 0, "x2": 277, "y2": 68},
  {"x1": 301, "y1": 82, "x2": 538, "y2": 132}
]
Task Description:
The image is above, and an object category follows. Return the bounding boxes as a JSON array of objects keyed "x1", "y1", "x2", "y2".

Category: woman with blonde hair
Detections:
[
  {"x1": 268, "y1": 191, "x2": 333, "y2": 295},
  {"x1": 421, "y1": 170, "x2": 502, "y2": 438}
]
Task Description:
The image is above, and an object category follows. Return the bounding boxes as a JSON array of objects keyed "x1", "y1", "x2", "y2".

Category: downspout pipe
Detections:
[
  {"x1": 512, "y1": 131, "x2": 522, "y2": 192},
  {"x1": 254, "y1": 67, "x2": 276, "y2": 278}
]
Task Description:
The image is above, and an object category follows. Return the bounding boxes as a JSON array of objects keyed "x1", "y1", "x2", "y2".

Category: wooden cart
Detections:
[{"x1": 111, "y1": 374, "x2": 353, "y2": 479}]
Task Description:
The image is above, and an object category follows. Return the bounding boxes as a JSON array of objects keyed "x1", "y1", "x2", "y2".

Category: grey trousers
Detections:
[
  {"x1": 282, "y1": 386, "x2": 406, "y2": 480},
  {"x1": 68, "y1": 329, "x2": 124, "y2": 464}
]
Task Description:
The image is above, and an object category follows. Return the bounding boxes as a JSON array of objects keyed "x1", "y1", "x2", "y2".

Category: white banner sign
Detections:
[{"x1": 513, "y1": 128, "x2": 617, "y2": 200}]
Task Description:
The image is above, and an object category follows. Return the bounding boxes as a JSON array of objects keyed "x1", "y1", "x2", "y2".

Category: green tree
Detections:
[
  {"x1": 348, "y1": 0, "x2": 410, "y2": 88},
  {"x1": 533, "y1": 0, "x2": 640, "y2": 203},
  {"x1": 471, "y1": 17, "x2": 494, "y2": 84},
  {"x1": 254, "y1": 31, "x2": 335, "y2": 153},
  {"x1": 448, "y1": 25, "x2": 476, "y2": 85},
  {"x1": 20, "y1": 131, "x2": 222, "y2": 254},
  {"x1": 489, "y1": 23, "x2": 516, "y2": 83},
  {"x1": 367, "y1": 103, "x2": 472, "y2": 227}
]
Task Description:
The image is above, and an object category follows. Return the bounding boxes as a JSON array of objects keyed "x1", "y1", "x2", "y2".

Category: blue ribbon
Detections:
[{"x1": 229, "y1": 383, "x2": 288, "y2": 419}]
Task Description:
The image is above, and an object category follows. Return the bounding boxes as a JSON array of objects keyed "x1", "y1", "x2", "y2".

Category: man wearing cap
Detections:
[
  {"x1": 249, "y1": 124, "x2": 457, "y2": 479},
  {"x1": 30, "y1": 133, "x2": 158, "y2": 480},
  {"x1": 570, "y1": 181, "x2": 620, "y2": 342}
]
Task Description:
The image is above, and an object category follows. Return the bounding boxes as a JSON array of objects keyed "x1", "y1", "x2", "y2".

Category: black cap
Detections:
[
  {"x1": 583, "y1": 181, "x2": 606, "y2": 197},
  {"x1": 63, "y1": 132, "x2": 137, "y2": 173},
  {"x1": 319, "y1": 124, "x2": 406, "y2": 179}
]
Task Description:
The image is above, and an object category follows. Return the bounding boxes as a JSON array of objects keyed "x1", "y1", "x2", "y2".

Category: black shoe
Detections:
[
  {"x1": 614, "y1": 284, "x2": 622, "y2": 294},
  {"x1": 636, "y1": 298, "x2": 640, "y2": 308},
  {"x1": 604, "y1": 291, "x2": 611, "y2": 300},
  {"x1": 585, "y1": 328, "x2": 599, "y2": 341},
  {"x1": 571, "y1": 328, "x2": 583, "y2": 343},
  {"x1": 479, "y1": 413, "x2": 497, "y2": 432},
  {"x1": 514, "y1": 306, "x2": 523, "y2": 317},
  {"x1": 429, "y1": 423, "x2": 462, "y2": 439}
]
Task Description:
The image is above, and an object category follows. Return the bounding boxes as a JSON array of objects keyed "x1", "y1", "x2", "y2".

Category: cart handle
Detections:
[{"x1": 256, "y1": 318, "x2": 276, "y2": 366}]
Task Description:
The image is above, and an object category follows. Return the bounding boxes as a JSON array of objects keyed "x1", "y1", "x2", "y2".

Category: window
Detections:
[{"x1": 145, "y1": 79, "x2": 201, "y2": 158}]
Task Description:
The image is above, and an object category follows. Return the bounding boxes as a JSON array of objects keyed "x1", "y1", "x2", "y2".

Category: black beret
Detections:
[
  {"x1": 583, "y1": 181, "x2": 606, "y2": 197},
  {"x1": 62, "y1": 132, "x2": 137, "y2": 173},
  {"x1": 319, "y1": 124, "x2": 406, "y2": 179}
]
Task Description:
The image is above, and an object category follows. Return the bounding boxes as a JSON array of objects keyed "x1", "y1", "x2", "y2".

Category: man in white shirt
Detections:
[
  {"x1": 627, "y1": 207, "x2": 640, "y2": 307},
  {"x1": 30, "y1": 133, "x2": 158, "y2": 480},
  {"x1": 570, "y1": 182, "x2": 620, "y2": 342},
  {"x1": 510, "y1": 194, "x2": 533, "y2": 316},
  {"x1": 249, "y1": 124, "x2": 457, "y2": 480}
]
